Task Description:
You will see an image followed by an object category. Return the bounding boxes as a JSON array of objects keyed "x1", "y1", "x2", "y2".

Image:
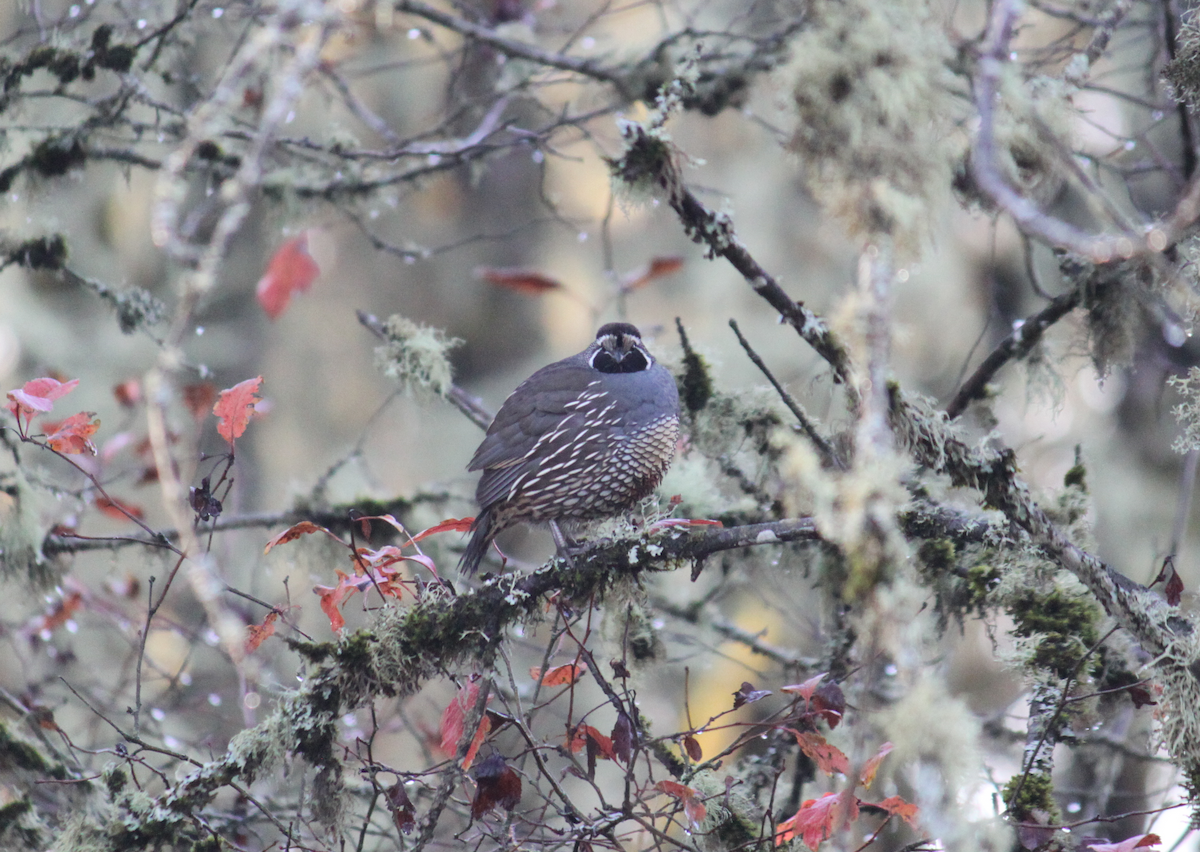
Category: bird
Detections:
[{"x1": 460, "y1": 322, "x2": 680, "y2": 575}]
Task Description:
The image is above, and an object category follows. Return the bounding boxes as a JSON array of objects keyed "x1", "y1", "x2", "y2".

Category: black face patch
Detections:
[{"x1": 592, "y1": 346, "x2": 650, "y2": 374}]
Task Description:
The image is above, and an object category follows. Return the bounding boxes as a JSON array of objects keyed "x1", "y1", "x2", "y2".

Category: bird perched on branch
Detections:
[{"x1": 460, "y1": 322, "x2": 680, "y2": 575}]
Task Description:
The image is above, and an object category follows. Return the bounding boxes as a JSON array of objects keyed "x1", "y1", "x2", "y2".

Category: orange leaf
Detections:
[
  {"x1": 256, "y1": 233, "x2": 320, "y2": 319},
  {"x1": 622, "y1": 255, "x2": 684, "y2": 291},
  {"x1": 6, "y1": 377, "x2": 78, "y2": 429},
  {"x1": 566, "y1": 724, "x2": 616, "y2": 760},
  {"x1": 655, "y1": 780, "x2": 707, "y2": 826},
  {"x1": 859, "y1": 741, "x2": 893, "y2": 789},
  {"x1": 876, "y1": 795, "x2": 919, "y2": 828},
  {"x1": 45, "y1": 411, "x2": 100, "y2": 455},
  {"x1": 791, "y1": 730, "x2": 849, "y2": 777},
  {"x1": 264, "y1": 520, "x2": 336, "y2": 554},
  {"x1": 112, "y1": 379, "x2": 142, "y2": 407},
  {"x1": 95, "y1": 495, "x2": 146, "y2": 522},
  {"x1": 440, "y1": 680, "x2": 491, "y2": 770},
  {"x1": 476, "y1": 266, "x2": 564, "y2": 294},
  {"x1": 245, "y1": 610, "x2": 280, "y2": 653},
  {"x1": 213, "y1": 376, "x2": 263, "y2": 444},
  {"x1": 531, "y1": 663, "x2": 587, "y2": 686}
]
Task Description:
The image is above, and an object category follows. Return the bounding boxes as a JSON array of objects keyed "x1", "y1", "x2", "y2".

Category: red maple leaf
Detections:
[
  {"x1": 213, "y1": 376, "x2": 263, "y2": 444},
  {"x1": 530, "y1": 663, "x2": 587, "y2": 686},
  {"x1": 791, "y1": 730, "x2": 849, "y2": 777},
  {"x1": 256, "y1": 233, "x2": 319, "y2": 319}
]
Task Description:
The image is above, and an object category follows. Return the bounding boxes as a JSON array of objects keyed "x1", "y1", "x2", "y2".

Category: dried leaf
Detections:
[
  {"x1": 775, "y1": 791, "x2": 859, "y2": 850},
  {"x1": 621, "y1": 255, "x2": 684, "y2": 291},
  {"x1": 476, "y1": 266, "x2": 564, "y2": 294},
  {"x1": 245, "y1": 610, "x2": 279, "y2": 654},
  {"x1": 876, "y1": 795, "x2": 919, "y2": 828},
  {"x1": 733, "y1": 681, "x2": 771, "y2": 709},
  {"x1": 213, "y1": 376, "x2": 263, "y2": 444},
  {"x1": 1086, "y1": 834, "x2": 1161, "y2": 852},
  {"x1": 683, "y1": 735, "x2": 702, "y2": 762},
  {"x1": 859, "y1": 742, "x2": 893, "y2": 789},
  {"x1": 611, "y1": 712, "x2": 633, "y2": 762},
  {"x1": 411, "y1": 517, "x2": 475, "y2": 543},
  {"x1": 385, "y1": 782, "x2": 415, "y2": 834},
  {"x1": 781, "y1": 673, "x2": 827, "y2": 704},
  {"x1": 112, "y1": 379, "x2": 141, "y2": 407},
  {"x1": 256, "y1": 233, "x2": 320, "y2": 319},
  {"x1": 470, "y1": 753, "x2": 522, "y2": 818},
  {"x1": 264, "y1": 520, "x2": 332, "y2": 554},
  {"x1": 811, "y1": 680, "x2": 845, "y2": 729},
  {"x1": 6, "y1": 377, "x2": 78, "y2": 429},
  {"x1": 182, "y1": 382, "x2": 217, "y2": 421}
]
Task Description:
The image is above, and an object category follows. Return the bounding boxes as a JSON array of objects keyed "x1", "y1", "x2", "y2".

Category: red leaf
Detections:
[
  {"x1": 791, "y1": 730, "x2": 849, "y2": 777},
  {"x1": 256, "y1": 233, "x2": 319, "y2": 319},
  {"x1": 476, "y1": 266, "x2": 564, "y2": 294},
  {"x1": 776, "y1": 791, "x2": 859, "y2": 850},
  {"x1": 112, "y1": 379, "x2": 142, "y2": 407},
  {"x1": 876, "y1": 795, "x2": 919, "y2": 828},
  {"x1": 683, "y1": 735, "x2": 703, "y2": 761},
  {"x1": 264, "y1": 520, "x2": 336, "y2": 554},
  {"x1": 655, "y1": 780, "x2": 707, "y2": 827},
  {"x1": 245, "y1": 610, "x2": 280, "y2": 653},
  {"x1": 314, "y1": 570, "x2": 355, "y2": 632},
  {"x1": 859, "y1": 741, "x2": 893, "y2": 789},
  {"x1": 45, "y1": 412, "x2": 100, "y2": 455},
  {"x1": 25, "y1": 588, "x2": 85, "y2": 637},
  {"x1": 565, "y1": 724, "x2": 616, "y2": 761},
  {"x1": 470, "y1": 753, "x2": 522, "y2": 818},
  {"x1": 621, "y1": 255, "x2": 684, "y2": 292},
  {"x1": 530, "y1": 663, "x2": 587, "y2": 686},
  {"x1": 1087, "y1": 835, "x2": 1162, "y2": 852},
  {"x1": 1165, "y1": 565, "x2": 1185, "y2": 607},
  {"x1": 385, "y1": 783, "x2": 415, "y2": 833},
  {"x1": 95, "y1": 495, "x2": 146, "y2": 522},
  {"x1": 213, "y1": 376, "x2": 263, "y2": 444},
  {"x1": 182, "y1": 382, "x2": 217, "y2": 421},
  {"x1": 733, "y1": 681, "x2": 771, "y2": 709},
  {"x1": 440, "y1": 680, "x2": 491, "y2": 770},
  {"x1": 411, "y1": 517, "x2": 475, "y2": 543},
  {"x1": 6, "y1": 377, "x2": 78, "y2": 429},
  {"x1": 811, "y1": 680, "x2": 845, "y2": 728}
]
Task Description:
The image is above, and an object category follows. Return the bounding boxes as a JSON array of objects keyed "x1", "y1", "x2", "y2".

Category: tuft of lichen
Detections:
[
  {"x1": 373, "y1": 315, "x2": 462, "y2": 397},
  {"x1": 787, "y1": 0, "x2": 958, "y2": 254},
  {"x1": 1070, "y1": 255, "x2": 1153, "y2": 377},
  {"x1": 1171, "y1": 366, "x2": 1200, "y2": 453},
  {"x1": 1165, "y1": 15, "x2": 1200, "y2": 112}
]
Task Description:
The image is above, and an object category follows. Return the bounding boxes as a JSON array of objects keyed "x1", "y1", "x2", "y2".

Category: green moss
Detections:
[
  {"x1": 1002, "y1": 772, "x2": 1061, "y2": 824},
  {"x1": 190, "y1": 837, "x2": 222, "y2": 852},
  {"x1": 918, "y1": 538, "x2": 956, "y2": 572},
  {"x1": 1010, "y1": 588, "x2": 1101, "y2": 680},
  {"x1": 965, "y1": 564, "x2": 1000, "y2": 606},
  {"x1": 1063, "y1": 463, "x2": 1086, "y2": 490},
  {"x1": 102, "y1": 763, "x2": 128, "y2": 798},
  {"x1": 0, "y1": 722, "x2": 54, "y2": 775}
]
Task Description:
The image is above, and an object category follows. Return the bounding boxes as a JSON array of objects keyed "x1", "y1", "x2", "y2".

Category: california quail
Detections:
[{"x1": 460, "y1": 322, "x2": 680, "y2": 574}]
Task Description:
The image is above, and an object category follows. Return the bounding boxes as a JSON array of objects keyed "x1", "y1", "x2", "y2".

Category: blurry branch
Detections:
[
  {"x1": 971, "y1": 0, "x2": 1200, "y2": 261},
  {"x1": 41, "y1": 492, "x2": 453, "y2": 555},
  {"x1": 856, "y1": 245, "x2": 895, "y2": 454},
  {"x1": 612, "y1": 117, "x2": 1193, "y2": 670},
  {"x1": 945, "y1": 288, "x2": 1081, "y2": 419},
  {"x1": 728, "y1": 318, "x2": 843, "y2": 469}
]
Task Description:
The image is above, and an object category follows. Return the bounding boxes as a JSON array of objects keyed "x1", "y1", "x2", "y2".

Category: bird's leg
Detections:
[{"x1": 549, "y1": 521, "x2": 577, "y2": 566}]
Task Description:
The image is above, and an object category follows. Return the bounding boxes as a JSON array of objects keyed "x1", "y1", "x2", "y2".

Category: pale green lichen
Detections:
[
  {"x1": 373, "y1": 315, "x2": 461, "y2": 397},
  {"x1": 1170, "y1": 366, "x2": 1200, "y2": 453},
  {"x1": 787, "y1": 0, "x2": 958, "y2": 254}
]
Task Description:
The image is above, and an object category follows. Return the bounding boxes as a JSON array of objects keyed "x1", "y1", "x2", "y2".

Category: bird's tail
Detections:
[{"x1": 459, "y1": 507, "x2": 494, "y2": 576}]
